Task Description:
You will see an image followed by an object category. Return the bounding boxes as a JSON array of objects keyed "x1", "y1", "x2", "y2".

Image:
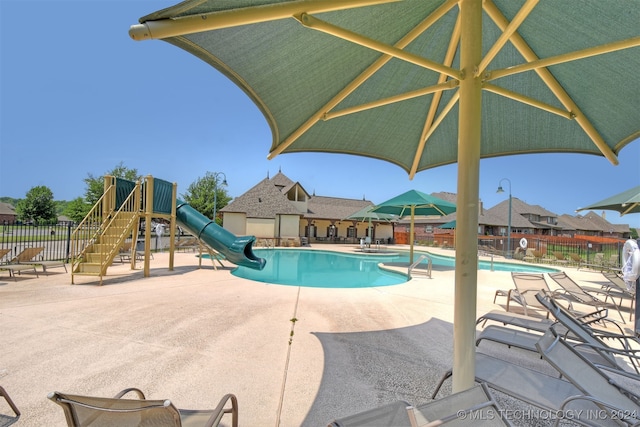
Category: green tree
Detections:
[
  {"x1": 16, "y1": 186, "x2": 57, "y2": 224},
  {"x1": 84, "y1": 162, "x2": 141, "y2": 206},
  {"x1": 63, "y1": 197, "x2": 90, "y2": 223},
  {"x1": 182, "y1": 172, "x2": 231, "y2": 224}
]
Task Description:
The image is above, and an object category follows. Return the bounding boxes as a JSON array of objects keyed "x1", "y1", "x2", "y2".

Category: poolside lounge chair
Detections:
[
  {"x1": 476, "y1": 308, "x2": 627, "y2": 372},
  {"x1": 535, "y1": 328, "x2": 640, "y2": 426},
  {"x1": 552, "y1": 251, "x2": 569, "y2": 266},
  {"x1": 0, "y1": 248, "x2": 39, "y2": 280},
  {"x1": 329, "y1": 383, "x2": 512, "y2": 426},
  {"x1": 0, "y1": 385, "x2": 20, "y2": 417},
  {"x1": 535, "y1": 291, "x2": 640, "y2": 374},
  {"x1": 601, "y1": 271, "x2": 636, "y2": 321},
  {"x1": 10, "y1": 246, "x2": 67, "y2": 274},
  {"x1": 48, "y1": 388, "x2": 238, "y2": 427},
  {"x1": 476, "y1": 310, "x2": 555, "y2": 332},
  {"x1": 432, "y1": 352, "x2": 584, "y2": 418},
  {"x1": 549, "y1": 271, "x2": 626, "y2": 323},
  {"x1": 522, "y1": 248, "x2": 536, "y2": 262},
  {"x1": 494, "y1": 272, "x2": 569, "y2": 318}
]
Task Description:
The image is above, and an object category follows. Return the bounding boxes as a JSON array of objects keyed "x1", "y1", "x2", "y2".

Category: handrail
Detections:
[
  {"x1": 408, "y1": 254, "x2": 432, "y2": 278},
  {"x1": 70, "y1": 184, "x2": 116, "y2": 274}
]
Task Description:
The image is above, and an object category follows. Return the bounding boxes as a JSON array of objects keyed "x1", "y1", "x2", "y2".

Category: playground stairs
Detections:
[{"x1": 70, "y1": 180, "x2": 141, "y2": 284}]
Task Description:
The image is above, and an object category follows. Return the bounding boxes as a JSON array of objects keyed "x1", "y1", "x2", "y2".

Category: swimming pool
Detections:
[{"x1": 229, "y1": 249, "x2": 559, "y2": 288}]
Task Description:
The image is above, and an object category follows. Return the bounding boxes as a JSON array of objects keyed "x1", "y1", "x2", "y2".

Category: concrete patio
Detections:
[{"x1": 0, "y1": 245, "x2": 630, "y2": 426}]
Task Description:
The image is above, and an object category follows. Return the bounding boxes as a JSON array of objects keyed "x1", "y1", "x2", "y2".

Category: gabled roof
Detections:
[
  {"x1": 581, "y1": 211, "x2": 630, "y2": 233},
  {"x1": 0, "y1": 202, "x2": 16, "y2": 216},
  {"x1": 484, "y1": 198, "x2": 543, "y2": 228},
  {"x1": 220, "y1": 178, "x2": 301, "y2": 218},
  {"x1": 307, "y1": 196, "x2": 372, "y2": 220}
]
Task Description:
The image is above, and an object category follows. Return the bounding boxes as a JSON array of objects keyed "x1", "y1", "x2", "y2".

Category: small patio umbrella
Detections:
[
  {"x1": 130, "y1": 0, "x2": 639, "y2": 391},
  {"x1": 345, "y1": 205, "x2": 397, "y2": 243},
  {"x1": 372, "y1": 190, "x2": 456, "y2": 263},
  {"x1": 576, "y1": 185, "x2": 640, "y2": 217},
  {"x1": 440, "y1": 219, "x2": 457, "y2": 229}
]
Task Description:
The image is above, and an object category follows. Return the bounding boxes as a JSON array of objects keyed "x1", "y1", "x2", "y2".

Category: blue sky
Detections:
[{"x1": 1, "y1": 1, "x2": 638, "y2": 227}]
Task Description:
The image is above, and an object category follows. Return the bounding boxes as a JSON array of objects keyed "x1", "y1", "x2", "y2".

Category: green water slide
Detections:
[{"x1": 176, "y1": 200, "x2": 266, "y2": 270}]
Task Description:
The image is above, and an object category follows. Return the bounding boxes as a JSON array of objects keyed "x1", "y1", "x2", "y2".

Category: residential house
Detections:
[
  {"x1": 220, "y1": 171, "x2": 394, "y2": 245},
  {"x1": 0, "y1": 202, "x2": 17, "y2": 223}
]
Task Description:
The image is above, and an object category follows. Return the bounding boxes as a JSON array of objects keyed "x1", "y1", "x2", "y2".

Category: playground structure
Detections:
[{"x1": 70, "y1": 175, "x2": 265, "y2": 284}]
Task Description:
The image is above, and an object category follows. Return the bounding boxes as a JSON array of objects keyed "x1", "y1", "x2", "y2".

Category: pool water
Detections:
[
  {"x1": 232, "y1": 249, "x2": 407, "y2": 288},
  {"x1": 230, "y1": 249, "x2": 559, "y2": 288}
]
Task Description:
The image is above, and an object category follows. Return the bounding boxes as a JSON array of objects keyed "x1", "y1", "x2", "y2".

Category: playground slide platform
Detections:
[{"x1": 176, "y1": 201, "x2": 266, "y2": 270}]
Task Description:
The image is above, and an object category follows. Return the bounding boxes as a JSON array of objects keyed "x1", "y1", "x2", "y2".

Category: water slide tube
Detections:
[{"x1": 176, "y1": 200, "x2": 266, "y2": 270}]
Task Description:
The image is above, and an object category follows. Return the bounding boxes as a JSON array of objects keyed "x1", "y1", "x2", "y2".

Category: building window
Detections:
[
  {"x1": 347, "y1": 226, "x2": 356, "y2": 238},
  {"x1": 425, "y1": 226, "x2": 433, "y2": 233}
]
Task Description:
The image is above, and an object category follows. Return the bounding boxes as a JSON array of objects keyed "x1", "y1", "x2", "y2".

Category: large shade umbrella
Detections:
[
  {"x1": 130, "y1": 0, "x2": 640, "y2": 391},
  {"x1": 372, "y1": 190, "x2": 456, "y2": 263},
  {"x1": 576, "y1": 185, "x2": 640, "y2": 217}
]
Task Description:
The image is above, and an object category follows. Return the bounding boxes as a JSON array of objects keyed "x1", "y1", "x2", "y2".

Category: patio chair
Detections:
[
  {"x1": 48, "y1": 388, "x2": 238, "y2": 427},
  {"x1": 535, "y1": 291, "x2": 640, "y2": 374},
  {"x1": 476, "y1": 310, "x2": 555, "y2": 332},
  {"x1": 476, "y1": 303, "x2": 627, "y2": 372},
  {"x1": 535, "y1": 328, "x2": 640, "y2": 426},
  {"x1": 0, "y1": 248, "x2": 39, "y2": 280},
  {"x1": 494, "y1": 272, "x2": 569, "y2": 318},
  {"x1": 329, "y1": 383, "x2": 512, "y2": 426},
  {"x1": 548, "y1": 271, "x2": 626, "y2": 323},
  {"x1": 432, "y1": 352, "x2": 584, "y2": 418},
  {"x1": 552, "y1": 251, "x2": 569, "y2": 265},
  {"x1": 0, "y1": 385, "x2": 20, "y2": 417},
  {"x1": 10, "y1": 246, "x2": 67, "y2": 274}
]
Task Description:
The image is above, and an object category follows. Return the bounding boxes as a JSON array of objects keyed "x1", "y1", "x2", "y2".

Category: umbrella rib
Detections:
[
  {"x1": 476, "y1": 0, "x2": 539, "y2": 77},
  {"x1": 411, "y1": 12, "x2": 462, "y2": 179},
  {"x1": 296, "y1": 13, "x2": 460, "y2": 78},
  {"x1": 487, "y1": 36, "x2": 640, "y2": 81},
  {"x1": 268, "y1": 0, "x2": 459, "y2": 159},
  {"x1": 483, "y1": 0, "x2": 619, "y2": 165},
  {"x1": 130, "y1": 0, "x2": 398, "y2": 40},
  {"x1": 482, "y1": 83, "x2": 573, "y2": 119},
  {"x1": 322, "y1": 81, "x2": 459, "y2": 121}
]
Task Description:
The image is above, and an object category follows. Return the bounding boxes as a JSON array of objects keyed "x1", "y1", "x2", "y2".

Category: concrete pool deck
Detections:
[{"x1": 0, "y1": 244, "x2": 631, "y2": 426}]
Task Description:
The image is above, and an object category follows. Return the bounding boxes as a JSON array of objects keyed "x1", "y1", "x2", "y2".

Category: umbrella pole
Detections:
[
  {"x1": 453, "y1": 0, "x2": 482, "y2": 393},
  {"x1": 409, "y1": 206, "x2": 415, "y2": 263}
]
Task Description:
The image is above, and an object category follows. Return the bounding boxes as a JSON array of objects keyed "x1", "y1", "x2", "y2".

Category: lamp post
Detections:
[
  {"x1": 497, "y1": 178, "x2": 512, "y2": 258},
  {"x1": 212, "y1": 172, "x2": 228, "y2": 224}
]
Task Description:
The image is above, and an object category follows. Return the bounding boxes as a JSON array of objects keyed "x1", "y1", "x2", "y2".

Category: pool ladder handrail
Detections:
[{"x1": 408, "y1": 254, "x2": 432, "y2": 279}]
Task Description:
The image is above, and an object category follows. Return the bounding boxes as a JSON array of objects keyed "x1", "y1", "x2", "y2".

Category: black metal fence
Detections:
[{"x1": 1, "y1": 221, "x2": 75, "y2": 262}]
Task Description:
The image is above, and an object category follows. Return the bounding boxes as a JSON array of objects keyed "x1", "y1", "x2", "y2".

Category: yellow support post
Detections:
[
  {"x1": 454, "y1": 0, "x2": 482, "y2": 393},
  {"x1": 143, "y1": 175, "x2": 153, "y2": 277},
  {"x1": 169, "y1": 182, "x2": 177, "y2": 271}
]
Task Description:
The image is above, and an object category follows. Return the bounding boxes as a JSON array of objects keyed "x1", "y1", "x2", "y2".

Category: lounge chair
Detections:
[
  {"x1": 476, "y1": 310, "x2": 555, "y2": 332},
  {"x1": 552, "y1": 251, "x2": 569, "y2": 265},
  {"x1": 549, "y1": 271, "x2": 625, "y2": 323},
  {"x1": 535, "y1": 328, "x2": 640, "y2": 426},
  {"x1": 534, "y1": 291, "x2": 640, "y2": 374},
  {"x1": 584, "y1": 271, "x2": 635, "y2": 321},
  {"x1": 522, "y1": 248, "x2": 536, "y2": 262},
  {"x1": 10, "y1": 246, "x2": 67, "y2": 274},
  {"x1": 0, "y1": 385, "x2": 20, "y2": 417},
  {"x1": 329, "y1": 383, "x2": 512, "y2": 426},
  {"x1": 0, "y1": 248, "x2": 39, "y2": 280},
  {"x1": 48, "y1": 388, "x2": 238, "y2": 427},
  {"x1": 494, "y1": 272, "x2": 570, "y2": 318},
  {"x1": 476, "y1": 309, "x2": 627, "y2": 372},
  {"x1": 432, "y1": 352, "x2": 584, "y2": 419}
]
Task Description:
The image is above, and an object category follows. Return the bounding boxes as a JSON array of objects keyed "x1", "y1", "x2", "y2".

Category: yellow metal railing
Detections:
[
  {"x1": 70, "y1": 178, "x2": 141, "y2": 283},
  {"x1": 70, "y1": 184, "x2": 115, "y2": 277}
]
